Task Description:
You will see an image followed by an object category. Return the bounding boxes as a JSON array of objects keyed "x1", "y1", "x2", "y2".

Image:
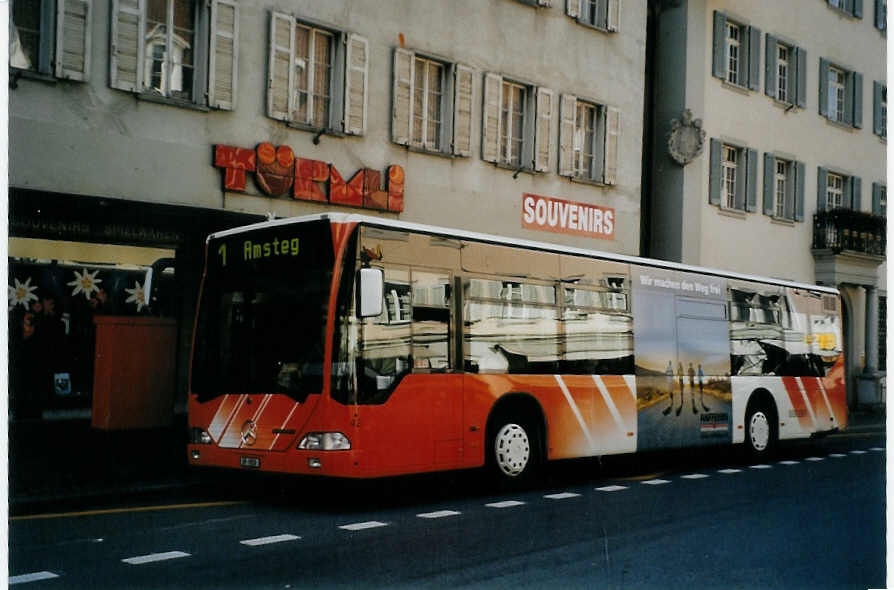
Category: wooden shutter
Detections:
[
  {"x1": 392, "y1": 48, "x2": 413, "y2": 146},
  {"x1": 763, "y1": 153, "x2": 775, "y2": 215},
  {"x1": 55, "y1": 0, "x2": 91, "y2": 80},
  {"x1": 453, "y1": 64, "x2": 474, "y2": 157},
  {"x1": 873, "y1": 81, "x2": 884, "y2": 135},
  {"x1": 854, "y1": 0, "x2": 863, "y2": 18},
  {"x1": 794, "y1": 161, "x2": 805, "y2": 221},
  {"x1": 709, "y1": 139, "x2": 722, "y2": 205},
  {"x1": 482, "y1": 73, "x2": 502, "y2": 163},
  {"x1": 851, "y1": 176, "x2": 862, "y2": 210},
  {"x1": 209, "y1": 0, "x2": 239, "y2": 110},
  {"x1": 872, "y1": 182, "x2": 882, "y2": 214},
  {"x1": 344, "y1": 33, "x2": 369, "y2": 135},
  {"x1": 876, "y1": 0, "x2": 887, "y2": 30},
  {"x1": 712, "y1": 11, "x2": 727, "y2": 80},
  {"x1": 852, "y1": 71, "x2": 863, "y2": 128},
  {"x1": 764, "y1": 35, "x2": 776, "y2": 99},
  {"x1": 533, "y1": 87, "x2": 553, "y2": 172},
  {"x1": 607, "y1": 0, "x2": 620, "y2": 32},
  {"x1": 267, "y1": 12, "x2": 294, "y2": 121},
  {"x1": 745, "y1": 148, "x2": 758, "y2": 212},
  {"x1": 817, "y1": 167, "x2": 828, "y2": 212},
  {"x1": 566, "y1": 0, "x2": 580, "y2": 19},
  {"x1": 795, "y1": 47, "x2": 807, "y2": 108},
  {"x1": 537, "y1": 0, "x2": 552, "y2": 6},
  {"x1": 603, "y1": 106, "x2": 620, "y2": 185},
  {"x1": 747, "y1": 26, "x2": 761, "y2": 91},
  {"x1": 818, "y1": 58, "x2": 829, "y2": 117},
  {"x1": 110, "y1": 0, "x2": 144, "y2": 92},
  {"x1": 558, "y1": 94, "x2": 577, "y2": 176}
]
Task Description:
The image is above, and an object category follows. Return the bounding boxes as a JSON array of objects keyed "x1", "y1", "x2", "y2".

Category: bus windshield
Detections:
[{"x1": 191, "y1": 220, "x2": 334, "y2": 402}]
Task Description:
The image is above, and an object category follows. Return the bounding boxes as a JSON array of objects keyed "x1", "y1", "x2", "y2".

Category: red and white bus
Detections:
[{"x1": 187, "y1": 213, "x2": 847, "y2": 481}]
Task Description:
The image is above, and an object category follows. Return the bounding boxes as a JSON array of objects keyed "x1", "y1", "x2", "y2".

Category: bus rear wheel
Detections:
[
  {"x1": 488, "y1": 416, "x2": 541, "y2": 484},
  {"x1": 745, "y1": 402, "x2": 777, "y2": 458}
]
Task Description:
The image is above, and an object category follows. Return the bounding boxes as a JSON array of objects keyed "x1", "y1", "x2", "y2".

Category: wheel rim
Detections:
[
  {"x1": 494, "y1": 423, "x2": 530, "y2": 477},
  {"x1": 749, "y1": 411, "x2": 770, "y2": 452}
]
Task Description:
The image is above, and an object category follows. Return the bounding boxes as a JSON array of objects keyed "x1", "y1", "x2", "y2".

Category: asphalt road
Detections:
[{"x1": 9, "y1": 432, "x2": 886, "y2": 589}]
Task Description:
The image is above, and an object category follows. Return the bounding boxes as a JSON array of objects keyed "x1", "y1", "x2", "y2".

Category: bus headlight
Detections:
[
  {"x1": 189, "y1": 428, "x2": 212, "y2": 444},
  {"x1": 298, "y1": 432, "x2": 351, "y2": 451}
]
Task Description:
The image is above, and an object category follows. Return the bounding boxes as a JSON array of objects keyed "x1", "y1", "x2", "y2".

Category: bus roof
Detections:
[{"x1": 208, "y1": 212, "x2": 840, "y2": 296}]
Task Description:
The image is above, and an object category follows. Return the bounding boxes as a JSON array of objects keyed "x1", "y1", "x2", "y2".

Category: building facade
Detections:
[
  {"x1": 647, "y1": 0, "x2": 887, "y2": 408},
  {"x1": 8, "y1": 0, "x2": 647, "y2": 421}
]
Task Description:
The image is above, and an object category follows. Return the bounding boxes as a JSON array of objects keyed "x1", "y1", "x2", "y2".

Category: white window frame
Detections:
[
  {"x1": 293, "y1": 23, "x2": 333, "y2": 129},
  {"x1": 726, "y1": 22, "x2": 741, "y2": 86},
  {"x1": 722, "y1": 145, "x2": 738, "y2": 209},
  {"x1": 143, "y1": 0, "x2": 198, "y2": 101},
  {"x1": 501, "y1": 79, "x2": 527, "y2": 168},
  {"x1": 776, "y1": 44, "x2": 789, "y2": 103},
  {"x1": 10, "y1": 0, "x2": 92, "y2": 81},
  {"x1": 827, "y1": 172, "x2": 844, "y2": 209},
  {"x1": 412, "y1": 56, "x2": 445, "y2": 151},
  {"x1": 829, "y1": 66, "x2": 847, "y2": 123},
  {"x1": 559, "y1": 94, "x2": 619, "y2": 184},
  {"x1": 775, "y1": 159, "x2": 788, "y2": 218}
]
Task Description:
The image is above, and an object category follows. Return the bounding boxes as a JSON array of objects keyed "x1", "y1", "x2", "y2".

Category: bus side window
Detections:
[{"x1": 411, "y1": 271, "x2": 452, "y2": 371}]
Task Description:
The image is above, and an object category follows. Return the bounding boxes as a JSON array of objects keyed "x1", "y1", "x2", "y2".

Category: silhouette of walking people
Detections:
[
  {"x1": 697, "y1": 363, "x2": 710, "y2": 412},
  {"x1": 675, "y1": 361, "x2": 684, "y2": 416},
  {"x1": 662, "y1": 360, "x2": 675, "y2": 415}
]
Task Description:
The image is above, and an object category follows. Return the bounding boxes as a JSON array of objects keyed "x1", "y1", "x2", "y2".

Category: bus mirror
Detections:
[{"x1": 357, "y1": 268, "x2": 384, "y2": 318}]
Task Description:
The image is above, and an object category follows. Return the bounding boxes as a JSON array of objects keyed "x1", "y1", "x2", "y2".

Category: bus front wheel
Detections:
[{"x1": 488, "y1": 416, "x2": 541, "y2": 484}]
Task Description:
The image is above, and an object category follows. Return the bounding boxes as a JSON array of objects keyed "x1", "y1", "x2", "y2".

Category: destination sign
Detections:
[{"x1": 207, "y1": 220, "x2": 333, "y2": 275}]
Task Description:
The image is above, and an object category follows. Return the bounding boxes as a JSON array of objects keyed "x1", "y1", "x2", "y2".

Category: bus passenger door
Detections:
[{"x1": 354, "y1": 266, "x2": 463, "y2": 473}]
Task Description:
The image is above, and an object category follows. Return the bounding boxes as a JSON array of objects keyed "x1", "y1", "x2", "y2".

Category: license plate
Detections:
[{"x1": 240, "y1": 456, "x2": 260, "y2": 468}]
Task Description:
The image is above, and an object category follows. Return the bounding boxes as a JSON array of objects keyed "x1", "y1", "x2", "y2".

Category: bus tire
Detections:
[
  {"x1": 744, "y1": 400, "x2": 778, "y2": 458},
  {"x1": 487, "y1": 414, "x2": 541, "y2": 485}
]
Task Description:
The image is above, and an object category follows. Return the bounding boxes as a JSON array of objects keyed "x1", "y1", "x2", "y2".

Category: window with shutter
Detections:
[
  {"x1": 482, "y1": 74, "x2": 551, "y2": 174},
  {"x1": 391, "y1": 48, "x2": 473, "y2": 157},
  {"x1": 109, "y1": 0, "x2": 238, "y2": 109},
  {"x1": 12, "y1": 0, "x2": 92, "y2": 80},
  {"x1": 762, "y1": 155, "x2": 799, "y2": 221},
  {"x1": 874, "y1": 81, "x2": 887, "y2": 137},
  {"x1": 264, "y1": 15, "x2": 367, "y2": 136},
  {"x1": 820, "y1": 60, "x2": 864, "y2": 129},
  {"x1": 558, "y1": 95, "x2": 619, "y2": 185},
  {"x1": 567, "y1": 0, "x2": 617, "y2": 32},
  {"x1": 710, "y1": 140, "x2": 754, "y2": 213}
]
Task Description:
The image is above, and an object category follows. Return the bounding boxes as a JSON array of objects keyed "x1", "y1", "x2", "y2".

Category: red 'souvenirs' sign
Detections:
[
  {"x1": 213, "y1": 143, "x2": 405, "y2": 213},
  {"x1": 521, "y1": 193, "x2": 614, "y2": 240}
]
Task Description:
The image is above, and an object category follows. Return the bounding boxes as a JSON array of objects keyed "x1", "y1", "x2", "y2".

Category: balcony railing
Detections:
[{"x1": 812, "y1": 208, "x2": 887, "y2": 257}]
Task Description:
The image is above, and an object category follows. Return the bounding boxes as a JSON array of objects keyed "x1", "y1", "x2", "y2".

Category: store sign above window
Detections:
[
  {"x1": 213, "y1": 143, "x2": 405, "y2": 213},
  {"x1": 522, "y1": 193, "x2": 614, "y2": 240}
]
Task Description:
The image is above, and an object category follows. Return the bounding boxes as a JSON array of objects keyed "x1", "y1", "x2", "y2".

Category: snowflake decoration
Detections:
[
  {"x1": 68, "y1": 268, "x2": 103, "y2": 299},
  {"x1": 8, "y1": 277, "x2": 38, "y2": 309},
  {"x1": 124, "y1": 280, "x2": 147, "y2": 312}
]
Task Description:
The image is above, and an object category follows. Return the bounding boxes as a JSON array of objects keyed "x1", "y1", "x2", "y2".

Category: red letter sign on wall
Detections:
[{"x1": 214, "y1": 143, "x2": 404, "y2": 213}]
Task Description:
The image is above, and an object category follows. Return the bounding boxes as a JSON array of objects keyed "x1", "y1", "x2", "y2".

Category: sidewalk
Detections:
[
  {"x1": 7, "y1": 406, "x2": 887, "y2": 515},
  {"x1": 8, "y1": 414, "x2": 202, "y2": 515}
]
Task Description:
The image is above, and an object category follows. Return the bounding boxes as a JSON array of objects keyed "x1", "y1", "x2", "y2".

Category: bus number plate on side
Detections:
[{"x1": 240, "y1": 456, "x2": 261, "y2": 469}]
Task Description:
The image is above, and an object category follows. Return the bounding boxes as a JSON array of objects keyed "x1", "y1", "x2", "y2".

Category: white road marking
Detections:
[
  {"x1": 641, "y1": 479, "x2": 670, "y2": 485},
  {"x1": 828, "y1": 453, "x2": 846, "y2": 458},
  {"x1": 544, "y1": 492, "x2": 581, "y2": 500},
  {"x1": 240, "y1": 534, "x2": 301, "y2": 546},
  {"x1": 554, "y1": 375, "x2": 596, "y2": 452},
  {"x1": 9, "y1": 572, "x2": 60, "y2": 585},
  {"x1": 680, "y1": 473, "x2": 709, "y2": 480},
  {"x1": 339, "y1": 521, "x2": 388, "y2": 531},
  {"x1": 595, "y1": 485, "x2": 628, "y2": 492},
  {"x1": 718, "y1": 468, "x2": 742, "y2": 474},
  {"x1": 778, "y1": 460, "x2": 800, "y2": 465},
  {"x1": 850, "y1": 450, "x2": 867, "y2": 455},
  {"x1": 805, "y1": 457, "x2": 824, "y2": 461},
  {"x1": 122, "y1": 551, "x2": 191, "y2": 565},
  {"x1": 749, "y1": 464, "x2": 772, "y2": 469},
  {"x1": 417, "y1": 510, "x2": 461, "y2": 519},
  {"x1": 486, "y1": 500, "x2": 525, "y2": 509},
  {"x1": 870, "y1": 447, "x2": 885, "y2": 452}
]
